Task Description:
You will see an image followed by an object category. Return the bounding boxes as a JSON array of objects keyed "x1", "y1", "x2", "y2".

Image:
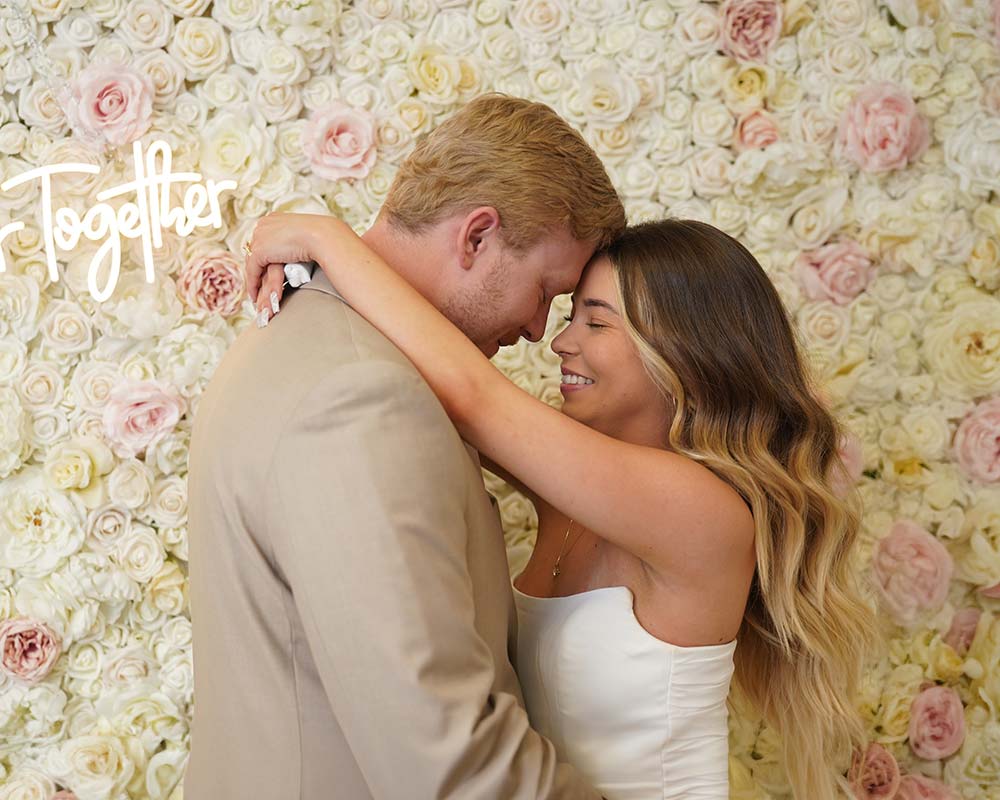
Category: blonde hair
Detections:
[
  {"x1": 383, "y1": 93, "x2": 625, "y2": 251},
  {"x1": 604, "y1": 219, "x2": 881, "y2": 800}
]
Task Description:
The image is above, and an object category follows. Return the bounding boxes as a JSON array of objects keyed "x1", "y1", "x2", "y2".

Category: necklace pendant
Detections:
[{"x1": 552, "y1": 565, "x2": 561, "y2": 578}]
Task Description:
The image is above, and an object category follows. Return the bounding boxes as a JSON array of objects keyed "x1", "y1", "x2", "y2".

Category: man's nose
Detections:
[{"x1": 521, "y1": 303, "x2": 549, "y2": 343}]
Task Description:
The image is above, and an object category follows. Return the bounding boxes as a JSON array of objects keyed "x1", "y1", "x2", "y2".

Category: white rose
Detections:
[
  {"x1": 16, "y1": 84, "x2": 68, "y2": 138},
  {"x1": 711, "y1": 196, "x2": 749, "y2": 236},
  {"x1": 567, "y1": 61, "x2": 640, "y2": 126},
  {"x1": 690, "y1": 52, "x2": 730, "y2": 99},
  {"x1": 944, "y1": 112, "x2": 1000, "y2": 196},
  {"x1": 167, "y1": 17, "x2": 228, "y2": 80},
  {"x1": 39, "y1": 300, "x2": 92, "y2": 358},
  {"x1": 159, "y1": 525, "x2": 188, "y2": 561},
  {"x1": 57, "y1": 727, "x2": 135, "y2": 800},
  {"x1": 787, "y1": 185, "x2": 848, "y2": 249},
  {"x1": 0, "y1": 273, "x2": 40, "y2": 343},
  {"x1": 691, "y1": 100, "x2": 734, "y2": 146},
  {"x1": 259, "y1": 41, "x2": 308, "y2": 84},
  {"x1": 0, "y1": 338, "x2": 26, "y2": 387},
  {"x1": 148, "y1": 476, "x2": 187, "y2": 528},
  {"x1": 509, "y1": 0, "x2": 569, "y2": 42},
  {"x1": 107, "y1": 458, "x2": 154, "y2": 510},
  {"x1": 196, "y1": 69, "x2": 247, "y2": 109},
  {"x1": 173, "y1": 91, "x2": 208, "y2": 131},
  {"x1": 730, "y1": 142, "x2": 827, "y2": 203},
  {"x1": 117, "y1": 0, "x2": 172, "y2": 51},
  {"x1": 0, "y1": 767, "x2": 56, "y2": 800},
  {"x1": 657, "y1": 165, "x2": 694, "y2": 203},
  {"x1": 0, "y1": 468, "x2": 85, "y2": 577},
  {"x1": 43, "y1": 435, "x2": 114, "y2": 507},
  {"x1": 211, "y1": 0, "x2": 265, "y2": 30},
  {"x1": 199, "y1": 110, "x2": 273, "y2": 200},
  {"x1": 674, "y1": 3, "x2": 719, "y2": 55},
  {"x1": 67, "y1": 360, "x2": 118, "y2": 415},
  {"x1": 146, "y1": 561, "x2": 187, "y2": 616},
  {"x1": 52, "y1": 10, "x2": 102, "y2": 47},
  {"x1": 0, "y1": 123, "x2": 29, "y2": 156},
  {"x1": 798, "y1": 301, "x2": 851, "y2": 352},
  {"x1": 688, "y1": 147, "x2": 733, "y2": 197},
  {"x1": 722, "y1": 64, "x2": 772, "y2": 112},
  {"x1": 17, "y1": 360, "x2": 63, "y2": 411},
  {"x1": 820, "y1": 37, "x2": 873, "y2": 83},
  {"x1": 85, "y1": 503, "x2": 132, "y2": 557},
  {"x1": 821, "y1": 0, "x2": 868, "y2": 35},
  {"x1": 406, "y1": 42, "x2": 462, "y2": 106},
  {"x1": 101, "y1": 644, "x2": 159, "y2": 689},
  {"x1": 159, "y1": 651, "x2": 194, "y2": 705},
  {"x1": 228, "y1": 28, "x2": 268, "y2": 69},
  {"x1": 473, "y1": 0, "x2": 508, "y2": 25},
  {"x1": 133, "y1": 49, "x2": 186, "y2": 108},
  {"x1": 921, "y1": 299, "x2": 1000, "y2": 399},
  {"x1": 0, "y1": 386, "x2": 29, "y2": 480},
  {"x1": 427, "y1": 10, "x2": 480, "y2": 54},
  {"x1": 116, "y1": 524, "x2": 166, "y2": 584},
  {"x1": 95, "y1": 271, "x2": 183, "y2": 341}
]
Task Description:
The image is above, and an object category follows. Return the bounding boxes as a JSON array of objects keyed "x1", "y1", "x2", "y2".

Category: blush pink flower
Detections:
[
  {"x1": 796, "y1": 239, "x2": 876, "y2": 305},
  {"x1": 981, "y1": 581, "x2": 1000, "y2": 598},
  {"x1": 908, "y1": 685, "x2": 965, "y2": 760},
  {"x1": 719, "y1": 0, "x2": 782, "y2": 63},
  {"x1": 102, "y1": 379, "x2": 186, "y2": 458},
  {"x1": 302, "y1": 101, "x2": 377, "y2": 181},
  {"x1": 848, "y1": 742, "x2": 901, "y2": 800},
  {"x1": 177, "y1": 252, "x2": 245, "y2": 317},
  {"x1": 896, "y1": 774, "x2": 960, "y2": 799},
  {"x1": 872, "y1": 520, "x2": 953, "y2": 626},
  {"x1": 953, "y1": 396, "x2": 1000, "y2": 484},
  {"x1": 734, "y1": 109, "x2": 779, "y2": 151},
  {"x1": 944, "y1": 607, "x2": 982, "y2": 655},
  {"x1": 0, "y1": 617, "x2": 62, "y2": 686},
  {"x1": 837, "y1": 83, "x2": 929, "y2": 173},
  {"x1": 829, "y1": 431, "x2": 864, "y2": 498},
  {"x1": 56, "y1": 61, "x2": 154, "y2": 149},
  {"x1": 52, "y1": 792, "x2": 79, "y2": 800}
]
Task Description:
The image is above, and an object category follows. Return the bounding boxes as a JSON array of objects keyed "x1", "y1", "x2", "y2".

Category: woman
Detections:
[{"x1": 244, "y1": 214, "x2": 879, "y2": 800}]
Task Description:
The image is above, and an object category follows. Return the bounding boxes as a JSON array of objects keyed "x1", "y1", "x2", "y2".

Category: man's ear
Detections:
[{"x1": 457, "y1": 206, "x2": 501, "y2": 271}]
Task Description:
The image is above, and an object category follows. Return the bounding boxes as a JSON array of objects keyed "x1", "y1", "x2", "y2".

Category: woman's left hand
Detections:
[{"x1": 243, "y1": 212, "x2": 353, "y2": 326}]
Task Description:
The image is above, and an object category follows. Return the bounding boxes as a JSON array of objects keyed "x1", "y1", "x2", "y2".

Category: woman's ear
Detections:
[{"x1": 457, "y1": 206, "x2": 501, "y2": 270}]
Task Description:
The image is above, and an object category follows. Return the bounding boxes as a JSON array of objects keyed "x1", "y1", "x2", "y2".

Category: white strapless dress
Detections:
[{"x1": 513, "y1": 583, "x2": 737, "y2": 800}]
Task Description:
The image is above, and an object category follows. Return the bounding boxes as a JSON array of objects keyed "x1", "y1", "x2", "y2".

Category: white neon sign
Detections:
[{"x1": 0, "y1": 139, "x2": 237, "y2": 301}]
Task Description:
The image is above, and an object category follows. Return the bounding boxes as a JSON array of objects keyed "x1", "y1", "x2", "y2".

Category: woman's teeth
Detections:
[{"x1": 561, "y1": 374, "x2": 594, "y2": 385}]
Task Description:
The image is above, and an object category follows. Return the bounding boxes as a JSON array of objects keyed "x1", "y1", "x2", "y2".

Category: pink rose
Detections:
[
  {"x1": 302, "y1": 101, "x2": 377, "y2": 181},
  {"x1": 796, "y1": 239, "x2": 875, "y2": 305},
  {"x1": 872, "y1": 520, "x2": 953, "y2": 626},
  {"x1": 829, "y1": 431, "x2": 864, "y2": 498},
  {"x1": 944, "y1": 607, "x2": 982, "y2": 655},
  {"x1": 837, "y1": 83, "x2": 929, "y2": 173},
  {"x1": 719, "y1": 0, "x2": 782, "y2": 63},
  {"x1": 102, "y1": 379, "x2": 186, "y2": 458},
  {"x1": 177, "y1": 252, "x2": 245, "y2": 317},
  {"x1": 734, "y1": 110, "x2": 779, "y2": 151},
  {"x1": 56, "y1": 61, "x2": 154, "y2": 149},
  {"x1": 848, "y1": 742, "x2": 900, "y2": 800},
  {"x1": 909, "y1": 685, "x2": 965, "y2": 760},
  {"x1": 0, "y1": 617, "x2": 62, "y2": 686},
  {"x1": 896, "y1": 774, "x2": 960, "y2": 800},
  {"x1": 953, "y1": 396, "x2": 1000, "y2": 484},
  {"x1": 981, "y1": 581, "x2": 1000, "y2": 598}
]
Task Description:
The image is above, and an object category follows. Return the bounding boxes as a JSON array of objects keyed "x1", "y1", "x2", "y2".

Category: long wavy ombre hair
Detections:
[{"x1": 604, "y1": 219, "x2": 880, "y2": 799}]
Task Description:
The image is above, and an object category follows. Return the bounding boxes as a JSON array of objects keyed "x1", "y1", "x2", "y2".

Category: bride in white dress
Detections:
[{"x1": 246, "y1": 215, "x2": 878, "y2": 800}]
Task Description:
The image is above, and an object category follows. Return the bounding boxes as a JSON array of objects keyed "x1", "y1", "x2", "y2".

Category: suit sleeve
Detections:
[{"x1": 264, "y1": 359, "x2": 601, "y2": 800}]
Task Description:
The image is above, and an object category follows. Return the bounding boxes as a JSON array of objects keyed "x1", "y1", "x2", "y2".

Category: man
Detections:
[{"x1": 184, "y1": 94, "x2": 625, "y2": 799}]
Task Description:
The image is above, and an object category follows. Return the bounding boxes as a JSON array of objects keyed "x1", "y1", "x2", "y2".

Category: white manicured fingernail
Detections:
[
  {"x1": 243, "y1": 299, "x2": 256, "y2": 316},
  {"x1": 270, "y1": 291, "x2": 279, "y2": 313}
]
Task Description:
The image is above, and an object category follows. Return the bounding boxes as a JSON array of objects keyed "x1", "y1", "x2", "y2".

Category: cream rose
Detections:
[
  {"x1": 167, "y1": 17, "x2": 228, "y2": 80},
  {"x1": 922, "y1": 299, "x2": 1000, "y2": 400}
]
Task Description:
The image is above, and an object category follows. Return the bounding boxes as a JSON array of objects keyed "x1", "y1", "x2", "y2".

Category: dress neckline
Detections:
[{"x1": 511, "y1": 577, "x2": 738, "y2": 652}]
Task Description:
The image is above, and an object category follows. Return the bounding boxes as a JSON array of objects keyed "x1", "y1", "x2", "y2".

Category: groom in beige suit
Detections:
[{"x1": 185, "y1": 95, "x2": 624, "y2": 799}]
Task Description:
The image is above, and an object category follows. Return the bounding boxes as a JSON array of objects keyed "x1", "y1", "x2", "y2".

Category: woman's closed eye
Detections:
[{"x1": 562, "y1": 313, "x2": 606, "y2": 329}]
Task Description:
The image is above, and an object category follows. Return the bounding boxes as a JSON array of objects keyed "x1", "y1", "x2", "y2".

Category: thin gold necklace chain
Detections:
[{"x1": 552, "y1": 518, "x2": 585, "y2": 578}]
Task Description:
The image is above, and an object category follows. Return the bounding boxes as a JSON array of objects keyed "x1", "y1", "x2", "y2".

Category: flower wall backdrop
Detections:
[{"x1": 0, "y1": 0, "x2": 998, "y2": 798}]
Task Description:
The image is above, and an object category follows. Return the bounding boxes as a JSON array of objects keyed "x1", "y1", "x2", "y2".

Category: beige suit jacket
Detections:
[{"x1": 184, "y1": 268, "x2": 600, "y2": 799}]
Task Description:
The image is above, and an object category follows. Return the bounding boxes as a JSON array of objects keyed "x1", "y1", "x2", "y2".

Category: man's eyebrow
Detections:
[{"x1": 571, "y1": 296, "x2": 620, "y2": 315}]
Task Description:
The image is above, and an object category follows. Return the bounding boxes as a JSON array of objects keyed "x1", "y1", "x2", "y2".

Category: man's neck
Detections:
[{"x1": 361, "y1": 216, "x2": 438, "y2": 305}]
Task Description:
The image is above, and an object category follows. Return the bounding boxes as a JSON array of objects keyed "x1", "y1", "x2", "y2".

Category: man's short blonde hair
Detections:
[{"x1": 383, "y1": 94, "x2": 625, "y2": 252}]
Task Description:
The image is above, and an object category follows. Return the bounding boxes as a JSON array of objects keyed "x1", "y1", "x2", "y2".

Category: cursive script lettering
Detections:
[{"x1": 0, "y1": 139, "x2": 237, "y2": 301}]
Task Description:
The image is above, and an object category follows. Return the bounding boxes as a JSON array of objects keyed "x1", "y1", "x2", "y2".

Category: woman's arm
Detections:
[{"x1": 246, "y1": 213, "x2": 750, "y2": 576}]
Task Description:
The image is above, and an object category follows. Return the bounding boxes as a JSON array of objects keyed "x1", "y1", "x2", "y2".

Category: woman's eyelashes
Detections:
[{"x1": 562, "y1": 313, "x2": 606, "y2": 329}]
